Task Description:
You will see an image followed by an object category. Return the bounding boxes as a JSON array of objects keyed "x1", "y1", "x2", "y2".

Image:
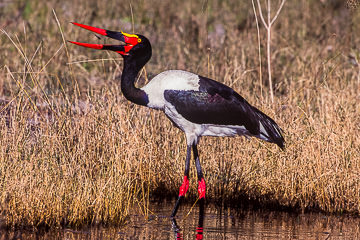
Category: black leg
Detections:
[
  {"x1": 171, "y1": 198, "x2": 205, "y2": 240},
  {"x1": 192, "y1": 143, "x2": 206, "y2": 199},
  {"x1": 171, "y1": 144, "x2": 191, "y2": 217}
]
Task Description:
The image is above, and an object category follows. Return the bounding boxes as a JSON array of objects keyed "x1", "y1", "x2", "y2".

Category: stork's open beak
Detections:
[{"x1": 68, "y1": 22, "x2": 141, "y2": 55}]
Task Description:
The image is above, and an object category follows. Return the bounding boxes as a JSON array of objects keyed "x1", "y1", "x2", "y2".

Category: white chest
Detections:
[{"x1": 141, "y1": 70, "x2": 200, "y2": 109}]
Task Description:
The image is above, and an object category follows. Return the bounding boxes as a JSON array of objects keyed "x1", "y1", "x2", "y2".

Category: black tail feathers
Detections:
[{"x1": 255, "y1": 110, "x2": 285, "y2": 149}]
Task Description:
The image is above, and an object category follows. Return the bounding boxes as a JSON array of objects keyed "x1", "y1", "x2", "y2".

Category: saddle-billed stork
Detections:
[{"x1": 69, "y1": 22, "x2": 285, "y2": 217}]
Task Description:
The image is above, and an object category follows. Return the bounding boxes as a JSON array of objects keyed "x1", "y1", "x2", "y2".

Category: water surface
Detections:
[{"x1": 2, "y1": 201, "x2": 359, "y2": 239}]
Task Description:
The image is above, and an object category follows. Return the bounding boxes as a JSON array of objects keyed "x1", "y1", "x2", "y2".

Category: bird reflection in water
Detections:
[{"x1": 171, "y1": 199, "x2": 205, "y2": 240}]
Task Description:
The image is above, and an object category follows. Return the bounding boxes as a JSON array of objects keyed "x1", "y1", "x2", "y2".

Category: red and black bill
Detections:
[{"x1": 69, "y1": 22, "x2": 141, "y2": 55}]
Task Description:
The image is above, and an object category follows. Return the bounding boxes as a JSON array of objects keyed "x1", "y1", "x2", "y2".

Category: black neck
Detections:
[{"x1": 120, "y1": 61, "x2": 149, "y2": 106}]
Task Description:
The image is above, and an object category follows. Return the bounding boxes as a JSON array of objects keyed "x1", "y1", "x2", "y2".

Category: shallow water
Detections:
[{"x1": 3, "y1": 201, "x2": 360, "y2": 239}]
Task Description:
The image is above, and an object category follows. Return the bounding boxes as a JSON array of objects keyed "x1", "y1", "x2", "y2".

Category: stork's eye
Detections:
[{"x1": 138, "y1": 38, "x2": 142, "y2": 43}]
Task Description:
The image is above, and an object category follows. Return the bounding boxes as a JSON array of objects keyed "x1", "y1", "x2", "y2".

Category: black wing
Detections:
[
  {"x1": 164, "y1": 75, "x2": 285, "y2": 148},
  {"x1": 164, "y1": 76, "x2": 259, "y2": 133}
]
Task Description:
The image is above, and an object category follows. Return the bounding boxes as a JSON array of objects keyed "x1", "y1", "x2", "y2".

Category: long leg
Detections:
[
  {"x1": 192, "y1": 143, "x2": 206, "y2": 199},
  {"x1": 171, "y1": 144, "x2": 191, "y2": 217},
  {"x1": 171, "y1": 199, "x2": 205, "y2": 239}
]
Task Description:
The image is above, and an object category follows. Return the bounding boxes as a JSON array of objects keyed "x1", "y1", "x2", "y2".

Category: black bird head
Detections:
[{"x1": 69, "y1": 22, "x2": 152, "y2": 66}]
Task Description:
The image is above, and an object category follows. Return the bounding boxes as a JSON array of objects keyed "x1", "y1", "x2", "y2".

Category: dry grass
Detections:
[{"x1": 0, "y1": 0, "x2": 359, "y2": 228}]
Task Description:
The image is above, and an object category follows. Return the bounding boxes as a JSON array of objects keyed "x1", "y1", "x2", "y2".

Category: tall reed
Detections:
[{"x1": 0, "y1": 0, "x2": 359, "y2": 228}]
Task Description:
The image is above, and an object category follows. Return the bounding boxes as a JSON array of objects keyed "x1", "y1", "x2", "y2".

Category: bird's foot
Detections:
[
  {"x1": 198, "y1": 178, "x2": 206, "y2": 199},
  {"x1": 179, "y1": 176, "x2": 189, "y2": 197}
]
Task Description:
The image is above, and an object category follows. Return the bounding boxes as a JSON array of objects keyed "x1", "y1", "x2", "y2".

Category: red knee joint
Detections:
[
  {"x1": 198, "y1": 178, "x2": 206, "y2": 199},
  {"x1": 179, "y1": 176, "x2": 189, "y2": 197}
]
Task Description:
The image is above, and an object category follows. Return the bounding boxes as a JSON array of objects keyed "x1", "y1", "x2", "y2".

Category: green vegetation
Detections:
[{"x1": 0, "y1": 0, "x2": 359, "y2": 228}]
